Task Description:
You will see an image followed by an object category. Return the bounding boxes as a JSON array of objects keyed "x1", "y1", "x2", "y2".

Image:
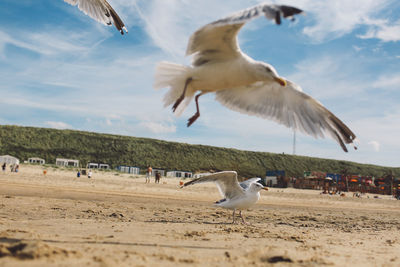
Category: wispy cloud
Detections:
[
  {"x1": 44, "y1": 121, "x2": 72, "y2": 129},
  {"x1": 373, "y1": 73, "x2": 400, "y2": 89},
  {"x1": 358, "y1": 18, "x2": 400, "y2": 42},
  {"x1": 140, "y1": 121, "x2": 176, "y2": 134},
  {"x1": 297, "y1": 0, "x2": 396, "y2": 42},
  {"x1": 368, "y1": 141, "x2": 381, "y2": 152}
]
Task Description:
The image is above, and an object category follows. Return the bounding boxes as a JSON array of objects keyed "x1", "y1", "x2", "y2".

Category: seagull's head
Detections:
[
  {"x1": 251, "y1": 182, "x2": 269, "y2": 192},
  {"x1": 254, "y1": 62, "x2": 287, "y2": 87}
]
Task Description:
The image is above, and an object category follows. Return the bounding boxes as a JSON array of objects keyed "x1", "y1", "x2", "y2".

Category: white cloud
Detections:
[
  {"x1": 368, "y1": 141, "x2": 380, "y2": 152},
  {"x1": 297, "y1": 0, "x2": 396, "y2": 42},
  {"x1": 373, "y1": 73, "x2": 400, "y2": 89},
  {"x1": 0, "y1": 29, "x2": 93, "y2": 57},
  {"x1": 140, "y1": 121, "x2": 176, "y2": 134},
  {"x1": 44, "y1": 121, "x2": 72, "y2": 130},
  {"x1": 287, "y1": 54, "x2": 369, "y2": 100},
  {"x1": 358, "y1": 19, "x2": 400, "y2": 42}
]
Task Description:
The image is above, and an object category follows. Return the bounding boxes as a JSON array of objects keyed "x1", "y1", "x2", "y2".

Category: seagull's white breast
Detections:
[
  {"x1": 190, "y1": 57, "x2": 258, "y2": 92},
  {"x1": 216, "y1": 191, "x2": 260, "y2": 210}
]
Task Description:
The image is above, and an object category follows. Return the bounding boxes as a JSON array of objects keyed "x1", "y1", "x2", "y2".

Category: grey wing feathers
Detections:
[
  {"x1": 183, "y1": 171, "x2": 245, "y2": 199},
  {"x1": 211, "y1": 4, "x2": 303, "y2": 27},
  {"x1": 215, "y1": 80, "x2": 356, "y2": 152},
  {"x1": 239, "y1": 177, "x2": 262, "y2": 190},
  {"x1": 186, "y1": 4, "x2": 303, "y2": 66},
  {"x1": 63, "y1": 0, "x2": 127, "y2": 35}
]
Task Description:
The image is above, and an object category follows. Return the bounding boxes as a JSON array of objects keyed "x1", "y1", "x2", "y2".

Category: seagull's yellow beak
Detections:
[
  {"x1": 263, "y1": 187, "x2": 269, "y2": 191},
  {"x1": 274, "y1": 77, "x2": 287, "y2": 87}
]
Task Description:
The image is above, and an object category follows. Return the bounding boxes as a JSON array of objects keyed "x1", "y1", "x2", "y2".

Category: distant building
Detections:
[
  {"x1": 87, "y1": 163, "x2": 99, "y2": 169},
  {"x1": 166, "y1": 171, "x2": 193, "y2": 178},
  {"x1": 117, "y1": 165, "x2": 140, "y2": 174},
  {"x1": 87, "y1": 163, "x2": 110, "y2": 169},
  {"x1": 265, "y1": 170, "x2": 286, "y2": 187},
  {"x1": 0, "y1": 155, "x2": 20, "y2": 165},
  {"x1": 56, "y1": 158, "x2": 79, "y2": 167},
  {"x1": 193, "y1": 172, "x2": 212, "y2": 178},
  {"x1": 99, "y1": 164, "x2": 110, "y2": 169},
  {"x1": 265, "y1": 176, "x2": 278, "y2": 187},
  {"x1": 28, "y1": 157, "x2": 45, "y2": 165}
]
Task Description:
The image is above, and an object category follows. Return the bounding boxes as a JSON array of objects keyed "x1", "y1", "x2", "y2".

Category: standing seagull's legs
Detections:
[
  {"x1": 232, "y1": 209, "x2": 236, "y2": 224},
  {"x1": 172, "y1": 77, "x2": 193, "y2": 112},
  {"x1": 239, "y1": 210, "x2": 249, "y2": 225},
  {"x1": 187, "y1": 92, "x2": 205, "y2": 127}
]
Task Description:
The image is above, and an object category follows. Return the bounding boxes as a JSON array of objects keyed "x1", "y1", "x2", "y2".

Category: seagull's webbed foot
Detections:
[
  {"x1": 172, "y1": 96, "x2": 184, "y2": 113},
  {"x1": 187, "y1": 112, "x2": 200, "y2": 127}
]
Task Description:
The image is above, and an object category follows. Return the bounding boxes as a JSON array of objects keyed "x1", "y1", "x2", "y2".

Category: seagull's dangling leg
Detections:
[
  {"x1": 187, "y1": 92, "x2": 205, "y2": 127},
  {"x1": 232, "y1": 209, "x2": 236, "y2": 224},
  {"x1": 172, "y1": 77, "x2": 193, "y2": 113}
]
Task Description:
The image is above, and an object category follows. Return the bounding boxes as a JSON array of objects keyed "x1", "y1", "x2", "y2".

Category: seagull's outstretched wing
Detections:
[
  {"x1": 239, "y1": 178, "x2": 262, "y2": 190},
  {"x1": 215, "y1": 80, "x2": 356, "y2": 152},
  {"x1": 186, "y1": 4, "x2": 303, "y2": 66},
  {"x1": 183, "y1": 171, "x2": 245, "y2": 199},
  {"x1": 64, "y1": 0, "x2": 127, "y2": 34}
]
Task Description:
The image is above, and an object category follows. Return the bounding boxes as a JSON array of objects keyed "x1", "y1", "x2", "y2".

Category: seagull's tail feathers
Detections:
[{"x1": 154, "y1": 61, "x2": 194, "y2": 116}]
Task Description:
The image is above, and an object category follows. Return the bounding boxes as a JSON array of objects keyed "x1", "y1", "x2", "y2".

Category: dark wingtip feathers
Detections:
[{"x1": 274, "y1": 5, "x2": 304, "y2": 25}]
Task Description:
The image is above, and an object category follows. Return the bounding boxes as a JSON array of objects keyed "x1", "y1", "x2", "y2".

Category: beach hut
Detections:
[
  {"x1": 87, "y1": 163, "x2": 99, "y2": 169},
  {"x1": 28, "y1": 157, "x2": 45, "y2": 164},
  {"x1": 117, "y1": 165, "x2": 140, "y2": 174},
  {"x1": 87, "y1": 163, "x2": 110, "y2": 169},
  {"x1": 193, "y1": 172, "x2": 212, "y2": 178},
  {"x1": 56, "y1": 158, "x2": 79, "y2": 167},
  {"x1": 99, "y1": 164, "x2": 110, "y2": 169},
  {"x1": 166, "y1": 171, "x2": 193, "y2": 178},
  {"x1": 0, "y1": 155, "x2": 20, "y2": 165}
]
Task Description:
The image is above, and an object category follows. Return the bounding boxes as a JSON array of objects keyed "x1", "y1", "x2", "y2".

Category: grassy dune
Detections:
[{"x1": 0, "y1": 125, "x2": 398, "y2": 178}]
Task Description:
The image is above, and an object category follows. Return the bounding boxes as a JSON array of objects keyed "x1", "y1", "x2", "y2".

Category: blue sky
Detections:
[{"x1": 0, "y1": 0, "x2": 399, "y2": 167}]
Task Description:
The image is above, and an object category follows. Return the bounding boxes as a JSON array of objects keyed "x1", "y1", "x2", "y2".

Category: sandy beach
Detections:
[{"x1": 0, "y1": 165, "x2": 399, "y2": 266}]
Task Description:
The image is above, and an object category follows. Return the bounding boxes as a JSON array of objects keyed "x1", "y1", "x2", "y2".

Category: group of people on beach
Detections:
[
  {"x1": 2, "y1": 163, "x2": 19, "y2": 173},
  {"x1": 77, "y1": 169, "x2": 92, "y2": 179}
]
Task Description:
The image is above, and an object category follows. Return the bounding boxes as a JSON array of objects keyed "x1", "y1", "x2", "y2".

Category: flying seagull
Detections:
[
  {"x1": 63, "y1": 0, "x2": 128, "y2": 34},
  {"x1": 182, "y1": 171, "x2": 267, "y2": 224},
  {"x1": 154, "y1": 3, "x2": 357, "y2": 152}
]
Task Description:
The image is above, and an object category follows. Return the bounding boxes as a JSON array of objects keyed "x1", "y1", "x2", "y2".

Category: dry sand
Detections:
[{"x1": 0, "y1": 165, "x2": 399, "y2": 266}]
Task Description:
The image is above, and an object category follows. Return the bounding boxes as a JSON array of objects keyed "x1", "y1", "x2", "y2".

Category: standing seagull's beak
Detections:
[
  {"x1": 263, "y1": 187, "x2": 269, "y2": 191},
  {"x1": 274, "y1": 77, "x2": 287, "y2": 87}
]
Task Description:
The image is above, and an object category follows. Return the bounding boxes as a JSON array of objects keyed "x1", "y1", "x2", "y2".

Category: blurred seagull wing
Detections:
[
  {"x1": 183, "y1": 171, "x2": 245, "y2": 199},
  {"x1": 63, "y1": 0, "x2": 127, "y2": 34}
]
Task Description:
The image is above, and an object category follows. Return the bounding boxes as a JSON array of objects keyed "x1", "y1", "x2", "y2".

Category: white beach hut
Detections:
[
  {"x1": 28, "y1": 157, "x2": 45, "y2": 164},
  {"x1": 0, "y1": 155, "x2": 20, "y2": 165},
  {"x1": 56, "y1": 158, "x2": 79, "y2": 167},
  {"x1": 166, "y1": 171, "x2": 193, "y2": 178}
]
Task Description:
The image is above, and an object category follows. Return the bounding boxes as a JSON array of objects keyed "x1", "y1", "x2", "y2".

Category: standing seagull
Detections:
[
  {"x1": 63, "y1": 0, "x2": 128, "y2": 34},
  {"x1": 182, "y1": 171, "x2": 267, "y2": 224},
  {"x1": 154, "y1": 3, "x2": 357, "y2": 152}
]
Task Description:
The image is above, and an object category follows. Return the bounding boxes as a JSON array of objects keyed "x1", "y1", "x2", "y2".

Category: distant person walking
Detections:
[
  {"x1": 77, "y1": 170, "x2": 81, "y2": 178},
  {"x1": 88, "y1": 170, "x2": 92, "y2": 179},
  {"x1": 146, "y1": 166, "x2": 152, "y2": 184},
  {"x1": 155, "y1": 171, "x2": 161, "y2": 184},
  {"x1": 2, "y1": 163, "x2": 6, "y2": 172}
]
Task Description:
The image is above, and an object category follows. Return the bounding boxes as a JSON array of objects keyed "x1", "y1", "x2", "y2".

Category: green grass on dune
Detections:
[{"x1": 0, "y1": 125, "x2": 398, "y2": 178}]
